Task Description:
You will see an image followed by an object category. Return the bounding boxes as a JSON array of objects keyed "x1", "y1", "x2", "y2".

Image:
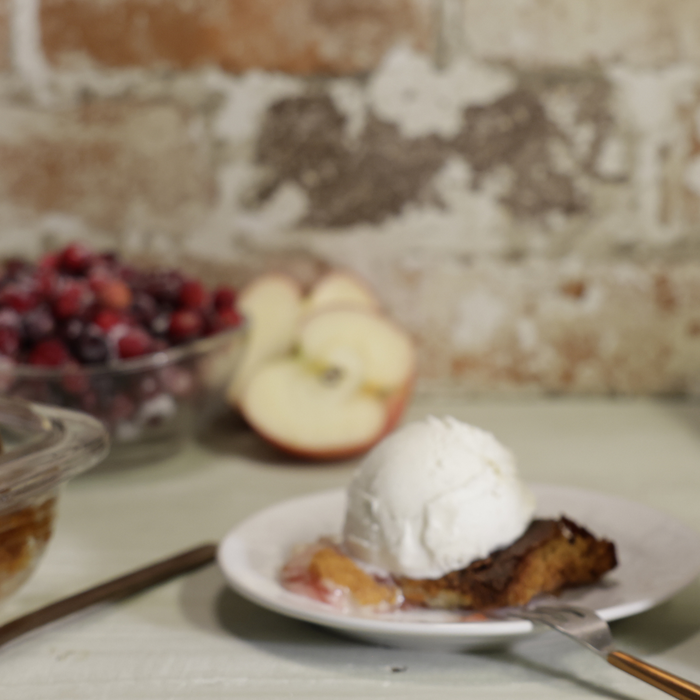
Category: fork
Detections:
[{"x1": 502, "y1": 605, "x2": 700, "y2": 700}]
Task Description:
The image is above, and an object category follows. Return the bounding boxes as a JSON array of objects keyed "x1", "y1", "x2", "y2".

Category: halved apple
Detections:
[
  {"x1": 239, "y1": 307, "x2": 416, "y2": 460},
  {"x1": 227, "y1": 273, "x2": 303, "y2": 403}
]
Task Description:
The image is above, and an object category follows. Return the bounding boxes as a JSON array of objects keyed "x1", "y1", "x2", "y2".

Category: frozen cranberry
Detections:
[
  {"x1": 118, "y1": 264, "x2": 145, "y2": 291},
  {"x1": 132, "y1": 374, "x2": 161, "y2": 400},
  {"x1": 0, "y1": 308, "x2": 21, "y2": 330},
  {"x1": 53, "y1": 280, "x2": 94, "y2": 319},
  {"x1": 117, "y1": 328, "x2": 153, "y2": 359},
  {"x1": 38, "y1": 252, "x2": 60, "y2": 270},
  {"x1": 59, "y1": 242, "x2": 94, "y2": 274},
  {"x1": 60, "y1": 317, "x2": 86, "y2": 345},
  {"x1": 150, "y1": 312, "x2": 171, "y2": 337},
  {"x1": 213, "y1": 285, "x2": 237, "y2": 311},
  {"x1": 99, "y1": 251, "x2": 119, "y2": 267},
  {"x1": 74, "y1": 329, "x2": 109, "y2": 365},
  {"x1": 168, "y1": 309, "x2": 204, "y2": 343},
  {"x1": 207, "y1": 308, "x2": 242, "y2": 334},
  {"x1": 35, "y1": 268, "x2": 59, "y2": 297},
  {"x1": 0, "y1": 326, "x2": 20, "y2": 358},
  {"x1": 29, "y1": 338, "x2": 71, "y2": 367},
  {"x1": 1, "y1": 243, "x2": 238, "y2": 376},
  {"x1": 93, "y1": 308, "x2": 126, "y2": 332},
  {"x1": 179, "y1": 279, "x2": 209, "y2": 309},
  {"x1": 159, "y1": 365, "x2": 194, "y2": 397},
  {"x1": 109, "y1": 393, "x2": 136, "y2": 422},
  {"x1": 80, "y1": 390, "x2": 99, "y2": 413},
  {"x1": 23, "y1": 306, "x2": 56, "y2": 343},
  {"x1": 90, "y1": 374, "x2": 116, "y2": 405},
  {"x1": 3, "y1": 258, "x2": 33, "y2": 280},
  {"x1": 131, "y1": 292, "x2": 158, "y2": 325},
  {"x1": 92, "y1": 277, "x2": 132, "y2": 310},
  {"x1": 145, "y1": 270, "x2": 184, "y2": 305},
  {"x1": 219, "y1": 308, "x2": 242, "y2": 328},
  {"x1": 61, "y1": 362, "x2": 90, "y2": 394},
  {"x1": 0, "y1": 283, "x2": 39, "y2": 312}
]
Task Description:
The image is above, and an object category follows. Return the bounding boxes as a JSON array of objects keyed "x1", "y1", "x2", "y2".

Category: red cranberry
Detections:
[
  {"x1": 53, "y1": 281, "x2": 94, "y2": 319},
  {"x1": 0, "y1": 326, "x2": 20, "y2": 358},
  {"x1": 74, "y1": 329, "x2": 109, "y2": 365},
  {"x1": 92, "y1": 276, "x2": 132, "y2": 310},
  {"x1": 99, "y1": 251, "x2": 119, "y2": 268},
  {"x1": 3, "y1": 258, "x2": 33, "y2": 280},
  {"x1": 59, "y1": 242, "x2": 94, "y2": 274},
  {"x1": 80, "y1": 390, "x2": 99, "y2": 413},
  {"x1": 29, "y1": 338, "x2": 71, "y2": 367},
  {"x1": 0, "y1": 308, "x2": 21, "y2": 330},
  {"x1": 220, "y1": 308, "x2": 242, "y2": 327},
  {"x1": 117, "y1": 328, "x2": 153, "y2": 359},
  {"x1": 132, "y1": 374, "x2": 161, "y2": 400},
  {"x1": 60, "y1": 317, "x2": 86, "y2": 345},
  {"x1": 90, "y1": 374, "x2": 116, "y2": 405},
  {"x1": 207, "y1": 308, "x2": 242, "y2": 334},
  {"x1": 38, "y1": 252, "x2": 60, "y2": 270},
  {"x1": 0, "y1": 283, "x2": 40, "y2": 312},
  {"x1": 35, "y1": 268, "x2": 59, "y2": 297},
  {"x1": 145, "y1": 270, "x2": 184, "y2": 305},
  {"x1": 23, "y1": 306, "x2": 56, "y2": 343},
  {"x1": 93, "y1": 308, "x2": 126, "y2": 332},
  {"x1": 150, "y1": 312, "x2": 171, "y2": 337},
  {"x1": 109, "y1": 393, "x2": 137, "y2": 423},
  {"x1": 213, "y1": 285, "x2": 237, "y2": 311},
  {"x1": 117, "y1": 264, "x2": 144, "y2": 290},
  {"x1": 61, "y1": 363, "x2": 90, "y2": 394},
  {"x1": 168, "y1": 309, "x2": 204, "y2": 343},
  {"x1": 131, "y1": 292, "x2": 158, "y2": 325},
  {"x1": 179, "y1": 279, "x2": 209, "y2": 309},
  {"x1": 159, "y1": 365, "x2": 194, "y2": 397}
]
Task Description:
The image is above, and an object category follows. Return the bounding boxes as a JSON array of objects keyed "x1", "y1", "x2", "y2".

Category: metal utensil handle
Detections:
[
  {"x1": 0, "y1": 542, "x2": 217, "y2": 648},
  {"x1": 608, "y1": 650, "x2": 700, "y2": 700}
]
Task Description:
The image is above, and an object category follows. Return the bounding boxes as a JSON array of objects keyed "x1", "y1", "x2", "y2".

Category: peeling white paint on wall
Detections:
[
  {"x1": 367, "y1": 45, "x2": 514, "y2": 139},
  {"x1": 452, "y1": 290, "x2": 508, "y2": 352},
  {"x1": 328, "y1": 79, "x2": 368, "y2": 143},
  {"x1": 683, "y1": 156, "x2": 700, "y2": 196},
  {"x1": 10, "y1": 0, "x2": 52, "y2": 104},
  {"x1": 210, "y1": 71, "x2": 303, "y2": 146},
  {"x1": 609, "y1": 65, "x2": 698, "y2": 243}
]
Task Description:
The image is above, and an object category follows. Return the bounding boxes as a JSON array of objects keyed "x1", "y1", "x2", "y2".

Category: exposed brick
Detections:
[
  {"x1": 462, "y1": 0, "x2": 700, "y2": 68},
  {"x1": 255, "y1": 94, "x2": 448, "y2": 226},
  {"x1": 0, "y1": 0, "x2": 9, "y2": 71},
  {"x1": 0, "y1": 100, "x2": 213, "y2": 232},
  {"x1": 41, "y1": 0, "x2": 436, "y2": 75}
]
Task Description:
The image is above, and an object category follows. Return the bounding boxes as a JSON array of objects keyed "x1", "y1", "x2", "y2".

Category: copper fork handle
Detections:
[{"x1": 608, "y1": 651, "x2": 700, "y2": 700}]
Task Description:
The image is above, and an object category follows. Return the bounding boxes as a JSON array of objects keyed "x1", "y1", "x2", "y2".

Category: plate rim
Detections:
[{"x1": 217, "y1": 483, "x2": 700, "y2": 641}]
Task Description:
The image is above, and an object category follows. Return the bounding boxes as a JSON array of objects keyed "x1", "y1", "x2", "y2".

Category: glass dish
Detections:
[
  {"x1": 0, "y1": 325, "x2": 246, "y2": 465},
  {"x1": 0, "y1": 397, "x2": 109, "y2": 602}
]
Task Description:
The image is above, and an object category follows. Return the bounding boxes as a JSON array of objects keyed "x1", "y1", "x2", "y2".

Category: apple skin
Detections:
[{"x1": 230, "y1": 271, "x2": 416, "y2": 461}]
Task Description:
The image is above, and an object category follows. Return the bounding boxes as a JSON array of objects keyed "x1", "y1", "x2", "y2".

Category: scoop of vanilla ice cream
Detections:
[{"x1": 342, "y1": 416, "x2": 536, "y2": 579}]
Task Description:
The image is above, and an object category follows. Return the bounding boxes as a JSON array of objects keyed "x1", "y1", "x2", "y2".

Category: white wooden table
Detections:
[{"x1": 3, "y1": 395, "x2": 700, "y2": 699}]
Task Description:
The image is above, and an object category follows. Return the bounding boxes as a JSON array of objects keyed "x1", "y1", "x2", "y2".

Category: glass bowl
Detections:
[
  {"x1": 0, "y1": 397, "x2": 109, "y2": 602},
  {"x1": 0, "y1": 325, "x2": 246, "y2": 465}
]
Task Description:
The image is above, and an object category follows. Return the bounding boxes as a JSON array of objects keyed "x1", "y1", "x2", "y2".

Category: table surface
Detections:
[{"x1": 3, "y1": 395, "x2": 700, "y2": 699}]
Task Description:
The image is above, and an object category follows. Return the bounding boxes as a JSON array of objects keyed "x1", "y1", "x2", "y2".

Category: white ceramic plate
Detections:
[{"x1": 218, "y1": 484, "x2": 700, "y2": 651}]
